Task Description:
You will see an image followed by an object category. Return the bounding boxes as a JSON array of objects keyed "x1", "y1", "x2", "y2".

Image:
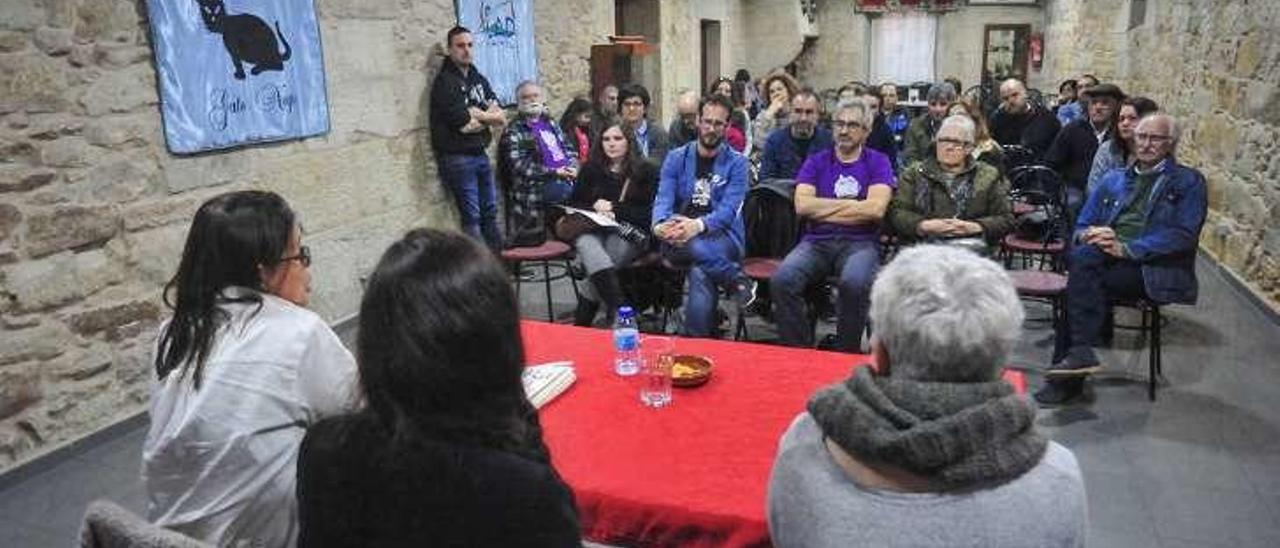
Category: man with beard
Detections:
[
  {"x1": 771, "y1": 99, "x2": 895, "y2": 353},
  {"x1": 667, "y1": 90, "x2": 701, "y2": 148},
  {"x1": 498, "y1": 81, "x2": 579, "y2": 246},
  {"x1": 901, "y1": 83, "x2": 956, "y2": 168},
  {"x1": 1056, "y1": 74, "x2": 1096, "y2": 126},
  {"x1": 1045, "y1": 83, "x2": 1125, "y2": 215},
  {"x1": 760, "y1": 90, "x2": 831, "y2": 181},
  {"x1": 989, "y1": 78, "x2": 1061, "y2": 162},
  {"x1": 429, "y1": 26, "x2": 507, "y2": 250},
  {"x1": 652, "y1": 94, "x2": 754, "y2": 338}
]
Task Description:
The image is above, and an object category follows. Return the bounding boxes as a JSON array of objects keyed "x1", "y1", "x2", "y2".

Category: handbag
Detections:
[{"x1": 553, "y1": 212, "x2": 599, "y2": 242}]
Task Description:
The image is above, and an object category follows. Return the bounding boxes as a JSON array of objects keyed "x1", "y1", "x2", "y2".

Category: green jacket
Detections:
[
  {"x1": 901, "y1": 114, "x2": 940, "y2": 167},
  {"x1": 888, "y1": 158, "x2": 1014, "y2": 245}
]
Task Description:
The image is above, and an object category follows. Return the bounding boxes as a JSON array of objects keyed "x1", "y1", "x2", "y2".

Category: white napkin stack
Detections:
[{"x1": 522, "y1": 361, "x2": 577, "y2": 409}]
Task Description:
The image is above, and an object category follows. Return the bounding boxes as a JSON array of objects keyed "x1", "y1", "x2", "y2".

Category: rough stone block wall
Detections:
[
  {"x1": 1043, "y1": 0, "x2": 1280, "y2": 310},
  {"x1": 0, "y1": 0, "x2": 607, "y2": 471}
]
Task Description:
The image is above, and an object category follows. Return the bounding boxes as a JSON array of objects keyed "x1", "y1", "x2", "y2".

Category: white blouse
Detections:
[{"x1": 143, "y1": 289, "x2": 359, "y2": 547}]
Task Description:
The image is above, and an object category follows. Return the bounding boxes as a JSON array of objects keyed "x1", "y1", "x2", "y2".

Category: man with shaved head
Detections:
[
  {"x1": 1036, "y1": 114, "x2": 1208, "y2": 405},
  {"x1": 668, "y1": 89, "x2": 702, "y2": 148},
  {"x1": 989, "y1": 78, "x2": 1061, "y2": 161}
]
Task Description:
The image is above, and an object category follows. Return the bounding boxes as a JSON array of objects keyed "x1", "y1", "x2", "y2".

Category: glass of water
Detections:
[{"x1": 639, "y1": 335, "x2": 674, "y2": 408}]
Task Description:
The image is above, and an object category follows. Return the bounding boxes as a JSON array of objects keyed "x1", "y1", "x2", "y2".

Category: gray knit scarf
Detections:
[{"x1": 808, "y1": 366, "x2": 1047, "y2": 490}]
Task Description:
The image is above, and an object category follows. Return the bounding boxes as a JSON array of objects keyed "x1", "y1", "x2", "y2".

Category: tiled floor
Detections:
[{"x1": 2, "y1": 255, "x2": 1277, "y2": 547}]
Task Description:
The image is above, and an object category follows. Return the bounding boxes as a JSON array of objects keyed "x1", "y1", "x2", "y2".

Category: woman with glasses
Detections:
[
  {"x1": 887, "y1": 115, "x2": 1014, "y2": 254},
  {"x1": 296, "y1": 228, "x2": 581, "y2": 547},
  {"x1": 143, "y1": 190, "x2": 359, "y2": 547}
]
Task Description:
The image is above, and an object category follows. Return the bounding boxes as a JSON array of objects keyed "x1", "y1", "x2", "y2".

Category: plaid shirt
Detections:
[{"x1": 499, "y1": 113, "x2": 579, "y2": 233}]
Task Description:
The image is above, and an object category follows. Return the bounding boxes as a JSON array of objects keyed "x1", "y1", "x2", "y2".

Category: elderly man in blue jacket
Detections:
[
  {"x1": 653, "y1": 94, "x2": 754, "y2": 338},
  {"x1": 1036, "y1": 113, "x2": 1208, "y2": 405}
]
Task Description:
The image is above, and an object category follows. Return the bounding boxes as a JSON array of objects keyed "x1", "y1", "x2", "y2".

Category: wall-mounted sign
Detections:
[
  {"x1": 146, "y1": 0, "x2": 330, "y2": 154},
  {"x1": 457, "y1": 0, "x2": 539, "y2": 106}
]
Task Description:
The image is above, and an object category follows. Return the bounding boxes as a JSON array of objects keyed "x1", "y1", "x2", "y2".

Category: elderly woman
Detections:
[
  {"x1": 887, "y1": 115, "x2": 1014, "y2": 253},
  {"x1": 752, "y1": 71, "x2": 801, "y2": 145},
  {"x1": 948, "y1": 101, "x2": 1007, "y2": 176},
  {"x1": 768, "y1": 245, "x2": 1086, "y2": 547},
  {"x1": 144, "y1": 191, "x2": 359, "y2": 547},
  {"x1": 1086, "y1": 96, "x2": 1160, "y2": 194},
  {"x1": 564, "y1": 121, "x2": 657, "y2": 326},
  {"x1": 297, "y1": 229, "x2": 581, "y2": 546}
]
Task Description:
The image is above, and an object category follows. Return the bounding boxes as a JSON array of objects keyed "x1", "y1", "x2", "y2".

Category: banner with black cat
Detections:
[
  {"x1": 457, "y1": 0, "x2": 539, "y2": 106},
  {"x1": 146, "y1": 0, "x2": 330, "y2": 153}
]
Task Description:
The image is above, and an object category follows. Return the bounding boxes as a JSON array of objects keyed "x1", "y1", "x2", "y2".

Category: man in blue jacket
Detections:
[
  {"x1": 653, "y1": 95, "x2": 754, "y2": 338},
  {"x1": 759, "y1": 91, "x2": 831, "y2": 182},
  {"x1": 1036, "y1": 114, "x2": 1208, "y2": 405}
]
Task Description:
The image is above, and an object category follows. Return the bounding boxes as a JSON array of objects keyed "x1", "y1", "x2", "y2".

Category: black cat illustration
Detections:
[{"x1": 197, "y1": 0, "x2": 292, "y2": 80}]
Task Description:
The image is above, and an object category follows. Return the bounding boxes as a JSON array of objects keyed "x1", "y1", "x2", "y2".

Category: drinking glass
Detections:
[{"x1": 639, "y1": 335, "x2": 674, "y2": 408}]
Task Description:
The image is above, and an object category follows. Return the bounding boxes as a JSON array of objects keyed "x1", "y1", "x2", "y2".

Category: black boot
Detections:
[
  {"x1": 573, "y1": 298, "x2": 600, "y2": 327},
  {"x1": 589, "y1": 268, "x2": 626, "y2": 325}
]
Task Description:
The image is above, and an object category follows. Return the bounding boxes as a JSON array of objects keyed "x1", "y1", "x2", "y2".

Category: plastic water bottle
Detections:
[{"x1": 613, "y1": 306, "x2": 640, "y2": 376}]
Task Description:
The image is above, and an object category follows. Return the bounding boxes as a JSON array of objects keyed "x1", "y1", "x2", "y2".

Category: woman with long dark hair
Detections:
[
  {"x1": 296, "y1": 229, "x2": 580, "y2": 547},
  {"x1": 559, "y1": 97, "x2": 594, "y2": 163},
  {"x1": 143, "y1": 190, "x2": 359, "y2": 547},
  {"x1": 564, "y1": 122, "x2": 658, "y2": 326}
]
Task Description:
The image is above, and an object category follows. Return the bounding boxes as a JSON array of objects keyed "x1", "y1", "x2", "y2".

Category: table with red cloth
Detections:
[{"x1": 524, "y1": 321, "x2": 1027, "y2": 548}]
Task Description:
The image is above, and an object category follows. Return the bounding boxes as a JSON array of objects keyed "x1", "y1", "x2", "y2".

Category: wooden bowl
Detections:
[{"x1": 671, "y1": 355, "x2": 714, "y2": 388}]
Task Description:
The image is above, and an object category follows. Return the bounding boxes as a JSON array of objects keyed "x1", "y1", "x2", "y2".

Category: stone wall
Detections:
[
  {"x1": 1043, "y1": 0, "x2": 1280, "y2": 310},
  {"x1": 0, "y1": 0, "x2": 608, "y2": 471}
]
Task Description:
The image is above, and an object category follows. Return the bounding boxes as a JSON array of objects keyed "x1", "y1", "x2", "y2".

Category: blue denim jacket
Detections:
[
  {"x1": 652, "y1": 142, "x2": 750, "y2": 250},
  {"x1": 759, "y1": 126, "x2": 833, "y2": 181},
  {"x1": 1075, "y1": 158, "x2": 1208, "y2": 304}
]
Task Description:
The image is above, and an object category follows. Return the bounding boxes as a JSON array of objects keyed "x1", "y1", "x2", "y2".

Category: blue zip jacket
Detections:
[
  {"x1": 652, "y1": 142, "x2": 750, "y2": 250},
  {"x1": 1075, "y1": 158, "x2": 1207, "y2": 304}
]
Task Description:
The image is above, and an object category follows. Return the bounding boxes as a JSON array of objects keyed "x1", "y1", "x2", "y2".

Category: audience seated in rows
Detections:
[
  {"x1": 989, "y1": 78, "x2": 1061, "y2": 162},
  {"x1": 500, "y1": 80, "x2": 580, "y2": 246},
  {"x1": 1055, "y1": 73, "x2": 1097, "y2": 126},
  {"x1": 143, "y1": 191, "x2": 360, "y2": 547},
  {"x1": 297, "y1": 229, "x2": 581, "y2": 547},
  {"x1": 566, "y1": 122, "x2": 658, "y2": 327},
  {"x1": 888, "y1": 115, "x2": 1015, "y2": 254},
  {"x1": 754, "y1": 72, "x2": 802, "y2": 148},
  {"x1": 1037, "y1": 114, "x2": 1208, "y2": 405},
  {"x1": 1045, "y1": 83, "x2": 1126, "y2": 214},
  {"x1": 759, "y1": 90, "x2": 831, "y2": 182},
  {"x1": 618, "y1": 83, "x2": 670, "y2": 164},
  {"x1": 1087, "y1": 96, "x2": 1160, "y2": 194},
  {"x1": 653, "y1": 94, "x2": 757, "y2": 337},
  {"x1": 773, "y1": 99, "x2": 895, "y2": 353},
  {"x1": 901, "y1": 83, "x2": 956, "y2": 167},
  {"x1": 768, "y1": 245, "x2": 1087, "y2": 548}
]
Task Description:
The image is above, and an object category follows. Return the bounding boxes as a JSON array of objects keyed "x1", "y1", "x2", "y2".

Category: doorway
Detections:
[{"x1": 701, "y1": 20, "x2": 722, "y2": 95}]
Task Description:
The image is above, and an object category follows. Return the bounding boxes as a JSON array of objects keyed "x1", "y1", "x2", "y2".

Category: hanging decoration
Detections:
[{"x1": 854, "y1": 0, "x2": 961, "y2": 12}]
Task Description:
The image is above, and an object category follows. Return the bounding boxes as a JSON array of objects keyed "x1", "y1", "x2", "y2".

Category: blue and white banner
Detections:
[
  {"x1": 458, "y1": 0, "x2": 539, "y2": 106},
  {"x1": 146, "y1": 0, "x2": 330, "y2": 154}
]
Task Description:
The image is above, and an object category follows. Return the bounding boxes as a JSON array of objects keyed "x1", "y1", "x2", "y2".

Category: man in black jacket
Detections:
[
  {"x1": 1045, "y1": 83, "x2": 1125, "y2": 215},
  {"x1": 430, "y1": 26, "x2": 507, "y2": 250},
  {"x1": 989, "y1": 78, "x2": 1061, "y2": 164}
]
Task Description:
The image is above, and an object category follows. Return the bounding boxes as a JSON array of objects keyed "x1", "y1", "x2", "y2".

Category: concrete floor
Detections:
[{"x1": 2, "y1": 255, "x2": 1278, "y2": 547}]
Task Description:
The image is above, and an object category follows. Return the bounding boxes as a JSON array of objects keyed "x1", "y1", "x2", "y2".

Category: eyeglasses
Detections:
[
  {"x1": 280, "y1": 245, "x2": 311, "y2": 268},
  {"x1": 832, "y1": 120, "x2": 865, "y2": 131},
  {"x1": 621, "y1": 99, "x2": 645, "y2": 109},
  {"x1": 1135, "y1": 133, "x2": 1172, "y2": 144},
  {"x1": 937, "y1": 137, "x2": 974, "y2": 148}
]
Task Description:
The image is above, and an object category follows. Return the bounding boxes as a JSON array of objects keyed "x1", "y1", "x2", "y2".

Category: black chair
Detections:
[
  {"x1": 1003, "y1": 165, "x2": 1068, "y2": 271},
  {"x1": 1110, "y1": 298, "x2": 1165, "y2": 401}
]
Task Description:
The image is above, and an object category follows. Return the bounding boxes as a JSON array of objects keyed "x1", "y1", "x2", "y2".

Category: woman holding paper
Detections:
[
  {"x1": 564, "y1": 122, "x2": 658, "y2": 327},
  {"x1": 296, "y1": 228, "x2": 580, "y2": 547}
]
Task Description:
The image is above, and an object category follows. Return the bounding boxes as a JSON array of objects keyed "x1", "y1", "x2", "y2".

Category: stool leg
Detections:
[
  {"x1": 542, "y1": 261, "x2": 554, "y2": 322},
  {"x1": 1146, "y1": 306, "x2": 1156, "y2": 401}
]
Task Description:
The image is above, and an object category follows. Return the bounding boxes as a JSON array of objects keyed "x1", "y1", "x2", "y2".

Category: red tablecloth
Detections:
[{"x1": 525, "y1": 321, "x2": 1026, "y2": 548}]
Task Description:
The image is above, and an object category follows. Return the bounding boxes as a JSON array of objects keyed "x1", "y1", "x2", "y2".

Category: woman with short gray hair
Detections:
[
  {"x1": 887, "y1": 114, "x2": 1014, "y2": 254},
  {"x1": 767, "y1": 245, "x2": 1086, "y2": 548}
]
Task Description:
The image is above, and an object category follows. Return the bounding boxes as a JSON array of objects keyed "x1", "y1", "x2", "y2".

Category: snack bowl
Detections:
[{"x1": 671, "y1": 355, "x2": 713, "y2": 388}]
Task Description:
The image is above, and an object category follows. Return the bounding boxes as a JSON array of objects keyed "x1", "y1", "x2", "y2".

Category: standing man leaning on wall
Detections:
[{"x1": 430, "y1": 26, "x2": 507, "y2": 251}]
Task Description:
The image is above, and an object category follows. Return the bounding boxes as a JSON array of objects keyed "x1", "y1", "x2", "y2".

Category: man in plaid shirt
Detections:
[{"x1": 499, "y1": 81, "x2": 579, "y2": 246}]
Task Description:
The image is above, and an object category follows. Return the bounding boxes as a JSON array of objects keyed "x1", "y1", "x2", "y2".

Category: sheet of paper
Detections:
[{"x1": 556, "y1": 205, "x2": 620, "y2": 228}]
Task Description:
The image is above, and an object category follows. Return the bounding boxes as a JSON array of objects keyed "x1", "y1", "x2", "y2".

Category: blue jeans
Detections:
[
  {"x1": 1054, "y1": 245, "x2": 1147, "y2": 364},
  {"x1": 663, "y1": 232, "x2": 744, "y2": 338},
  {"x1": 772, "y1": 239, "x2": 880, "y2": 352},
  {"x1": 439, "y1": 153, "x2": 503, "y2": 250}
]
